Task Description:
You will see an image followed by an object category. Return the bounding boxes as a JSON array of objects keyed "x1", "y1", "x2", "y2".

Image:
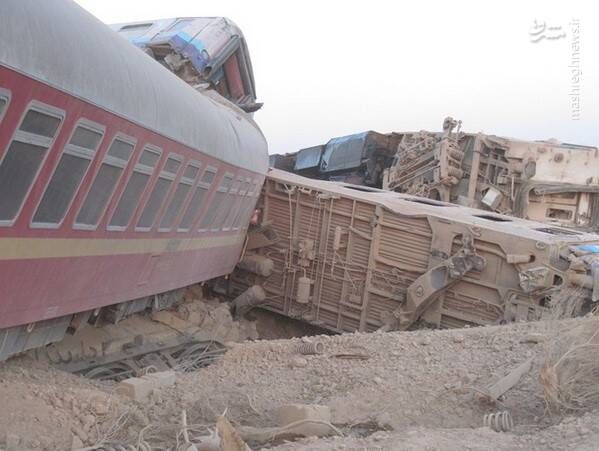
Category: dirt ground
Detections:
[{"x1": 0, "y1": 310, "x2": 598, "y2": 450}]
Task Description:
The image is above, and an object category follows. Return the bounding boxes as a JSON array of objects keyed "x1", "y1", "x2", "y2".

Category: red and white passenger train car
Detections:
[{"x1": 0, "y1": 0, "x2": 268, "y2": 360}]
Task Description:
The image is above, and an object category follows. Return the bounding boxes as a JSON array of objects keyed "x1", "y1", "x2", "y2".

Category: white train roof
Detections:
[{"x1": 0, "y1": 0, "x2": 268, "y2": 174}]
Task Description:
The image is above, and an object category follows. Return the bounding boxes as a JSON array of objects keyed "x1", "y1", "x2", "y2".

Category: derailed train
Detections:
[
  {"x1": 0, "y1": 0, "x2": 267, "y2": 360},
  {"x1": 227, "y1": 169, "x2": 599, "y2": 332},
  {"x1": 270, "y1": 118, "x2": 599, "y2": 232}
]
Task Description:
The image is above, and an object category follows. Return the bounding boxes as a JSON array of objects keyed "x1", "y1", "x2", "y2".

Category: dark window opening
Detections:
[
  {"x1": 179, "y1": 185, "x2": 209, "y2": 230},
  {"x1": 0, "y1": 141, "x2": 48, "y2": 220},
  {"x1": 0, "y1": 106, "x2": 63, "y2": 222},
  {"x1": 179, "y1": 169, "x2": 216, "y2": 231},
  {"x1": 139, "y1": 149, "x2": 160, "y2": 167},
  {"x1": 184, "y1": 164, "x2": 200, "y2": 180},
  {"x1": 33, "y1": 125, "x2": 103, "y2": 225},
  {"x1": 76, "y1": 164, "x2": 123, "y2": 225},
  {"x1": 76, "y1": 138, "x2": 133, "y2": 226},
  {"x1": 33, "y1": 154, "x2": 90, "y2": 224},
  {"x1": 19, "y1": 109, "x2": 61, "y2": 138},
  {"x1": 0, "y1": 97, "x2": 7, "y2": 118},
  {"x1": 109, "y1": 146, "x2": 160, "y2": 229},
  {"x1": 109, "y1": 172, "x2": 150, "y2": 228},
  {"x1": 547, "y1": 208, "x2": 573, "y2": 220},
  {"x1": 160, "y1": 182, "x2": 191, "y2": 229},
  {"x1": 164, "y1": 157, "x2": 181, "y2": 174},
  {"x1": 137, "y1": 178, "x2": 171, "y2": 228}
]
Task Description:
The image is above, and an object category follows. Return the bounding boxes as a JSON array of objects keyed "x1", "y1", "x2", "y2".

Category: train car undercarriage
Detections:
[{"x1": 224, "y1": 169, "x2": 599, "y2": 333}]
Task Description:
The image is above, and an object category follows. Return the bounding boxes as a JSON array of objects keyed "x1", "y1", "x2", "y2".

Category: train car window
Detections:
[
  {"x1": 159, "y1": 161, "x2": 201, "y2": 231},
  {"x1": 109, "y1": 146, "x2": 161, "y2": 229},
  {"x1": 0, "y1": 93, "x2": 8, "y2": 121},
  {"x1": 209, "y1": 176, "x2": 240, "y2": 232},
  {"x1": 231, "y1": 178, "x2": 253, "y2": 229},
  {"x1": 198, "y1": 173, "x2": 234, "y2": 232},
  {"x1": 136, "y1": 155, "x2": 181, "y2": 229},
  {"x1": 178, "y1": 166, "x2": 217, "y2": 231},
  {"x1": 183, "y1": 164, "x2": 200, "y2": 180},
  {"x1": 32, "y1": 121, "x2": 104, "y2": 226},
  {"x1": 164, "y1": 157, "x2": 181, "y2": 174},
  {"x1": 75, "y1": 136, "x2": 134, "y2": 227},
  {"x1": 19, "y1": 109, "x2": 61, "y2": 137},
  {"x1": 0, "y1": 103, "x2": 63, "y2": 223},
  {"x1": 223, "y1": 176, "x2": 246, "y2": 231}
]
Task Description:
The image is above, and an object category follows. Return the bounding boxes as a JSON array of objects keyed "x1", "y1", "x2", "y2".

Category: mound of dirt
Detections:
[{"x1": 2, "y1": 315, "x2": 599, "y2": 449}]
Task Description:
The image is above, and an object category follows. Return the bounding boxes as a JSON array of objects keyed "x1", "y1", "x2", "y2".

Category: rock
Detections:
[
  {"x1": 117, "y1": 377, "x2": 155, "y2": 402},
  {"x1": 274, "y1": 404, "x2": 332, "y2": 437},
  {"x1": 371, "y1": 431, "x2": 389, "y2": 441},
  {"x1": 82, "y1": 414, "x2": 96, "y2": 429},
  {"x1": 417, "y1": 336, "x2": 431, "y2": 346},
  {"x1": 290, "y1": 357, "x2": 308, "y2": 368},
  {"x1": 71, "y1": 425, "x2": 88, "y2": 443},
  {"x1": 70, "y1": 435, "x2": 84, "y2": 450},
  {"x1": 376, "y1": 411, "x2": 393, "y2": 428},
  {"x1": 142, "y1": 370, "x2": 177, "y2": 388},
  {"x1": 521, "y1": 333, "x2": 546, "y2": 344},
  {"x1": 91, "y1": 396, "x2": 109, "y2": 415},
  {"x1": 452, "y1": 334, "x2": 464, "y2": 343}
]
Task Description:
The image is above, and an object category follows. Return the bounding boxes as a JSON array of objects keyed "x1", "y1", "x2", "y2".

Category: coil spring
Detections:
[
  {"x1": 297, "y1": 342, "x2": 324, "y2": 355},
  {"x1": 483, "y1": 410, "x2": 513, "y2": 432}
]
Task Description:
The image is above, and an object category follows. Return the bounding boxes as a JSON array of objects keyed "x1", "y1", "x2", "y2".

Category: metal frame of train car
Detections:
[
  {"x1": 0, "y1": 0, "x2": 268, "y2": 360},
  {"x1": 228, "y1": 169, "x2": 599, "y2": 333}
]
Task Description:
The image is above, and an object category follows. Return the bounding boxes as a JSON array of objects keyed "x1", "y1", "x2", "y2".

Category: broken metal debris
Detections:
[
  {"x1": 296, "y1": 342, "x2": 324, "y2": 355},
  {"x1": 485, "y1": 357, "x2": 533, "y2": 401},
  {"x1": 271, "y1": 117, "x2": 599, "y2": 231},
  {"x1": 483, "y1": 410, "x2": 514, "y2": 432}
]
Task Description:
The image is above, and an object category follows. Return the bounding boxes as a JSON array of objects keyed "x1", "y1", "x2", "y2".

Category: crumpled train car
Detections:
[{"x1": 110, "y1": 17, "x2": 260, "y2": 112}]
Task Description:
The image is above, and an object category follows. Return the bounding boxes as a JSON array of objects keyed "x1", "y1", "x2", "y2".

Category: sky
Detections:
[{"x1": 74, "y1": 0, "x2": 598, "y2": 154}]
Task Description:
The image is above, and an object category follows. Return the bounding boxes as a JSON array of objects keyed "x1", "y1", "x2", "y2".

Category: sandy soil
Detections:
[{"x1": 0, "y1": 313, "x2": 597, "y2": 450}]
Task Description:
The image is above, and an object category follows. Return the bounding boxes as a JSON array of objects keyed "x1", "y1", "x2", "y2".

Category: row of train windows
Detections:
[{"x1": 0, "y1": 96, "x2": 260, "y2": 232}]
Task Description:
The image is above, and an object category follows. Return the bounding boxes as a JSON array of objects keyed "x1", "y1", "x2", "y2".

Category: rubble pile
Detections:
[{"x1": 1, "y1": 314, "x2": 599, "y2": 449}]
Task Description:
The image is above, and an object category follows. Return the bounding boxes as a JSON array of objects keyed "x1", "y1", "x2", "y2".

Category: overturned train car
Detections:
[
  {"x1": 227, "y1": 169, "x2": 599, "y2": 332},
  {"x1": 384, "y1": 117, "x2": 599, "y2": 232},
  {"x1": 270, "y1": 118, "x2": 599, "y2": 232}
]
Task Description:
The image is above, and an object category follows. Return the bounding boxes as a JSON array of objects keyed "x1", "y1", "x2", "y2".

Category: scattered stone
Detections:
[
  {"x1": 521, "y1": 333, "x2": 546, "y2": 344},
  {"x1": 142, "y1": 370, "x2": 177, "y2": 388},
  {"x1": 90, "y1": 396, "x2": 109, "y2": 415},
  {"x1": 417, "y1": 336, "x2": 431, "y2": 346},
  {"x1": 117, "y1": 377, "x2": 155, "y2": 402},
  {"x1": 290, "y1": 357, "x2": 308, "y2": 368}
]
